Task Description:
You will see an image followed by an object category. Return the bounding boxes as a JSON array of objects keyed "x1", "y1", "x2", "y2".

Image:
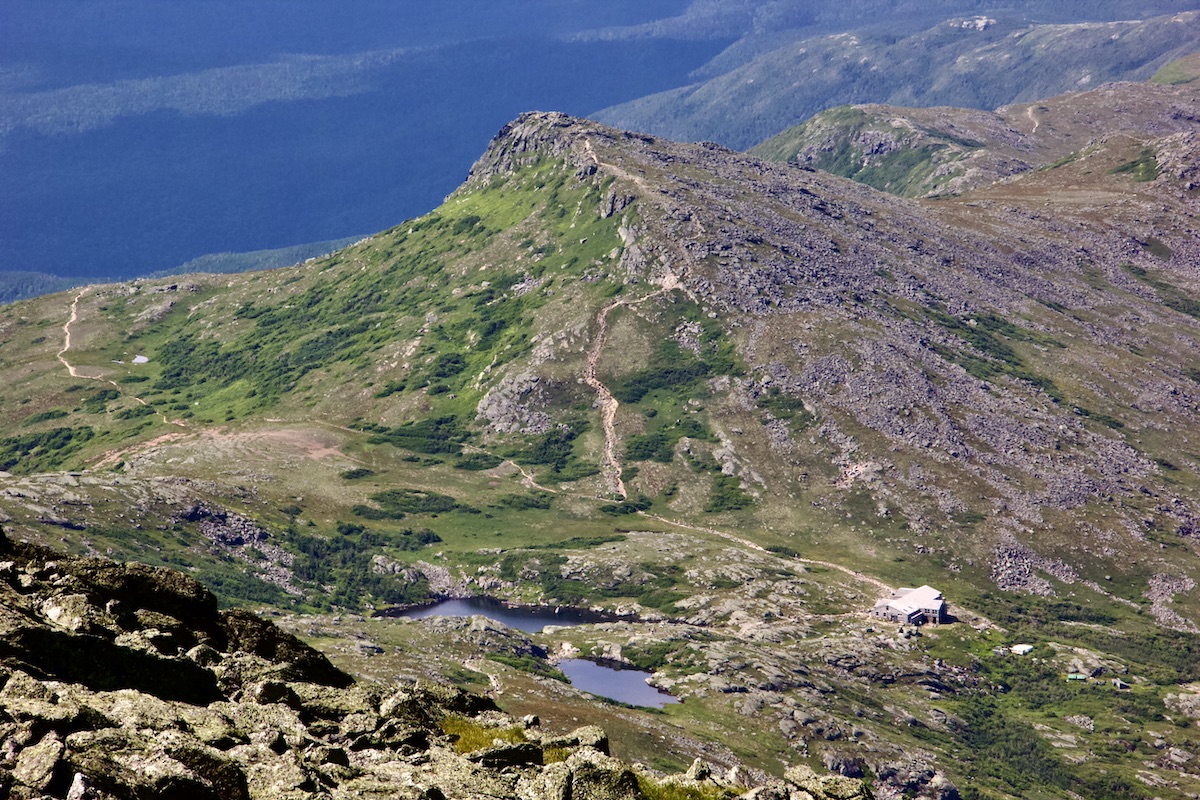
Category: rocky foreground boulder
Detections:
[{"x1": 0, "y1": 531, "x2": 869, "y2": 799}]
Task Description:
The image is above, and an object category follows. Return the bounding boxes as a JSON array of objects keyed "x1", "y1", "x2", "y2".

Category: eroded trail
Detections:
[
  {"x1": 1026, "y1": 105, "x2": 1040, "y2": 135},
  {"x1": 578, "y1": 135, "x2": 704, "y2": 500},
  {"x1": 56, "y1": 291, "x2": 86, "y2": 378},
  {"x1": 58, "y1": 289, "x2": 188, "y2": 445},
  {"x1": 583, "y1": 275, "x2": 681, "y2": 499}
]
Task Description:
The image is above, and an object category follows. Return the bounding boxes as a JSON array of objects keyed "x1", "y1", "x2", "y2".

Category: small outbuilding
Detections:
[
  {"x1": 871, "y1": 585, "x2": 946, "y2": 625},
  {"x1": 1010, "y1": 644, "x2": 1035, "y2": 656}
]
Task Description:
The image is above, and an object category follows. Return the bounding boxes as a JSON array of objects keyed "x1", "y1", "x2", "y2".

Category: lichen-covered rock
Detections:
[{"x1": 785, "y1": 764, "x2": 871, "y2": 800}]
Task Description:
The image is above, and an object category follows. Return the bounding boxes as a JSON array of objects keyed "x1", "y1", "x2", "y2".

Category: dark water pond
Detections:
[
  {"x1": 557, "y1": 659, "x2": 680, "y2": 708},
  {"x1": 383, "y1": 596, "x2": 622, "y2": 633}
]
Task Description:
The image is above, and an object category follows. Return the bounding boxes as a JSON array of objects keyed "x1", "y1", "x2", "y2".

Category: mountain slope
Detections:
[
  {"x1": 2, "y1": 83, "x2": 1200, "y2": 797},
  {"x1": 749, "y1": 80, "x2": 1200, "y2": 197},
  {"x1": 595, "y1": 11, "x2": 1200, "y2": 149}
]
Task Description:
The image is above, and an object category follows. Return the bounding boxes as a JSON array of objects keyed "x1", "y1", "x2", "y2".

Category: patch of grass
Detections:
[
  {"x1": 454, "y1": 452, "x2": 503, "y2": 471},
  {"x1": 1140, "y1": 236, "x2": 1173, "y2": 261},
  {"x1": 485, "y1": 653, "x2": 567, "y2": 682},
  {"x1": 1109, "y1": 147, "x2": 1159, "y2": 182},
  {"x1": 755, "y1": 386, "x2": 815, "y2": 431},
  {"x1": 361, "y1": 416, "x2": 472, "y2": 455},
  {"x1": 600, "y1": 495, "x2": 653, "y2": 516},
  {"x1": 439, "y1": 716, "x2": 529, "y2": 754},
  {"x1": 611, "y1": 341, "x2": 711, "y2": 405},
  {"x1": 636, "y1": 776, "x2": 737, "y2": 800},
  {"x1": 623, "y1": 640, "x2": 704, "y2": 672},
  {"x1": 542, "y1": 746, "x2": 572, "y2": 764},
  {"x1": 503, "y1": 421, "x2": 596, "y2": 482},
  {"x1": 82, "y1": 388, "x2": 120, "y2": 414},
  {"x1": 356, "y1": 488, "x2": 477, "y2": 519},
  {"x1": 526, "y1": 534, "x2": 625, "y2": 550},
  {"x1": 1123, "y1": 264, "x2": 1200, "y2": 320},
  {"x1": 922, "y1": 306, "x2": 1065, "y2": 402},
  {"x1": 495, "y1": 493, "x2": 554, "y2": 511}
]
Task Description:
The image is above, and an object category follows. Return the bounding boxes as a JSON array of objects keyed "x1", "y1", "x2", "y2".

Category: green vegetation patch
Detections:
[
  {"x1": 358, "y1": 488, "x2": 476, "y2": 519},
  {"x1": 82, "y1": 388, "x2": 120, "y2": 414},
  {"x1": 706, "y1": 474, "x2": 752, "y2": 513},
  {"x1": 1109, "y1": 147, "x2": 1160, "y2": 182},
  {"x1": 752, "y1": 106, "x2": 972, "y2": 197},
  {"x1": 1124, "y1": 264, "x2": 1199, "y2": 320},
  {"x1": 1151, "y1": 54, "x2": 1200, "y2": 85},
  {"x1": 502, "y1": 421, "x2": 598, "y2": 482},
  {"x1": 485, "y1": 653, "x2": 567, "y2": 682},
  {"x1": 611, "y1": 340, "x2": 712, "y2": 405},
  {"x1": 0, "y1": 426, "x2": 95, "y2": 473},
  {"x1": 921, "y1": 306, "x2": 1066, "y2": 403},
  {"x1": 599, "y1": 495, "x2": 653, "y2": 516},
  {"x1": 496, "y1": 552, "x2": 685, "y2": 612},
  {"x1": 439, "y1": 716, "x2": 529, "y2": 754},
  {"x1": 340, "y1": 467, "x2": 375, "y2": 480},
  {"x1": 288, "y1": 523, "x2": 440, "y2": 609},
  {"x1": 22, "y1": 408, "x2": 69, "y2": 426},
  {"x1": 625, "y1": 417, "x2": 713, "y2": 464},
  {"x1": 494, "y1": 492, "x2": 554, "y2": 511},
  {"x1": 361, "y1": 416, "x2": 472, "y2": 455},
  {"x1": 637, "y1": 776, "x2": 737, "y2": 800},
  {"x1": 755, "y1": 386, "x2": 815, "y2": 431},
  {"x1": 454, "y1": 452, "x2": 504, "y2": 471}
]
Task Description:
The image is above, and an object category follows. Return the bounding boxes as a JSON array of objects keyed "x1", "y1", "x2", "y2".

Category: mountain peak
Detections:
[{"x1": 466, "y1": 111, "x2": 604, "y2": 185}]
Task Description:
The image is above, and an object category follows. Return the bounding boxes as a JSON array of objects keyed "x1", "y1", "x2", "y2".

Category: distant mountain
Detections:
[
  {"x1": 2, "y1": 77, "x2": 1199, "y2": 798},
  {"x1": 596, "y1": 11, "x2": 1200, "y2": 149},
  {"x1": 3, "y1": 2, "x2": 1197, "y2": 290},
  {"x1": 0, "y1": 270, "x2": 81, "y2": 305},
  {"x1": 749, "y1": 78, "x2": 1200, "y2": 197},
  {"x1": 0, "y1": 1, "x2": 733, "y2": 282}
]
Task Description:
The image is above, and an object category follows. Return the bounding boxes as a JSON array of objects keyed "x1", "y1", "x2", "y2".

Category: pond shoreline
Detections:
[{"x1": 374, "y1": 594, "x2": 639, "y2": 629}]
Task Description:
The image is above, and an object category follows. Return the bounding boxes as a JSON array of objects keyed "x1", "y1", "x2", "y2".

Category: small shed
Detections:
[
  {"x1": 871, "y1": 585, "x2": 946, "y2": 625},
  {"x1": 1010, "y1": 644, "x2": 1035, "y2": 656}
]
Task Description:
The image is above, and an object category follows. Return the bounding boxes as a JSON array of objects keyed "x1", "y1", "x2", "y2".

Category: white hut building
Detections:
[{"x1": 871, "y1": 585, "x2": 946, "y2": 624}]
